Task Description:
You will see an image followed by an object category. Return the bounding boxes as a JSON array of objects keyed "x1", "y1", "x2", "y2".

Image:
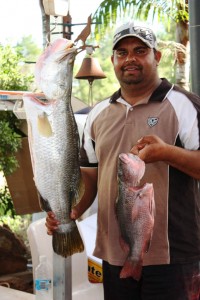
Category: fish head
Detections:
[
  {"x1": 35, "y1": 38, "x2": 77, "y2": 101},
  {"x1": 118, "y1": 153, "x2": 145, "y2": 186}
]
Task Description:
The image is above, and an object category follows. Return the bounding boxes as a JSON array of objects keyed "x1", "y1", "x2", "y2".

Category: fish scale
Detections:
[{"x1": 23, "y1": 38, "x2": 84, "y2": 258}]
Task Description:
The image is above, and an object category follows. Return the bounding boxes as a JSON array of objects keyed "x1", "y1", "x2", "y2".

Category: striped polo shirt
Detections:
[{"x1": 80, "y1": 78, "x2": 200, "y2": 266}]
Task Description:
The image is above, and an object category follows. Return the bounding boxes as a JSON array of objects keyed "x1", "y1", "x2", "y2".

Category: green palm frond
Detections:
[{"x1": 93, "y1": 0, "x2": 189, "y2": 37}]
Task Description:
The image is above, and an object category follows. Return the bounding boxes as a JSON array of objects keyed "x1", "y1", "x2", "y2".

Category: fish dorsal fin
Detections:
[{"x1": 37, "y1": 112, "x2": 53, "y2": 137}]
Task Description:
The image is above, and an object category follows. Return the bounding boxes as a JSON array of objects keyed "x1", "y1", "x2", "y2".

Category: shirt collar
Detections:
[{"x1": 109, "y1": 78, "x2": 173, "y2": 104}]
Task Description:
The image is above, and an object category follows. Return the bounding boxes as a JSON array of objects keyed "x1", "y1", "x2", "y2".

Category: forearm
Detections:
[
  {"x1": 73, "y1": 167, "x2": 98, "y2": 218},
  {"x1": 131, "y1": 135, "x2": 200, "y2": 180},
  {"x1": 163, "y1": 145, "x2": 200, "y2": 180}
]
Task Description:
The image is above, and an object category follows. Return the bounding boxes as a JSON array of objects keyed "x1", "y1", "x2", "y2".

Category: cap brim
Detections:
[{"x1": 113, "y1": 34, "x2": 154, "y2": 50}]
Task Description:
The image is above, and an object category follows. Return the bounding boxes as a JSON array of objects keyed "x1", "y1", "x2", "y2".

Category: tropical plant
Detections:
[
  {"x1": 93, "y1": 0, "x2": 189, "y2": 90},
  {"x1": 0, "y1": 116, "x2": 22, "y2": 176},
  {"x1": 0, "y1": 186, "x2": 15, "y2": 217},
  {"x1": 0, "y1": 40, "x2": 40, "y2": 215},
  {"x1": 0, "y1": 44, "x2": 33, "y2": 176},
  {"x1": 0, "y1": 44, "x2": 34, "y2": 91}
]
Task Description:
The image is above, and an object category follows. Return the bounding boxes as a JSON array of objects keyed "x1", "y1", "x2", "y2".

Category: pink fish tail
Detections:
[{"x1": 120, "y1": 259, "x2": 142, "y2": 281}]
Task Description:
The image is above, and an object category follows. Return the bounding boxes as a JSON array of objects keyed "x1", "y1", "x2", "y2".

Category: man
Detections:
[{"x1": 46, "y1": 22, "x2": 200, "y2": 299}]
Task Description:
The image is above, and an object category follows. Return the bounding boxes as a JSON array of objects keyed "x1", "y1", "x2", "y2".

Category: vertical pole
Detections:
[
  {"x1": 63, "y1": 12, "x2": 72, "y2": 40},
  {"x1": 188, "y1": 0, "x2": 200, "y2": 96},
  {"x1": 53, "y1": 252, "x2": 72, "y2": 300},
  {"x1": 39, "y1": 0, "x2": 50, "y2": 48}
]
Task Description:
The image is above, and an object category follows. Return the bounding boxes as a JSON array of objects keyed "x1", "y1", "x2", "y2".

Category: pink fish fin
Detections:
[
  {"x1": 120, "y1": 258, "x2": 142, "y2": 281},
  {"x1": 144, "y1": 237, "x2": 152, "y2": 253},
  {"x1": 144, "y1": 186, "x2": 155, "y2": 254},
  {"x1": 144, "y1": 224, "x2": 154, "y2": 253},
  {"x1": 119, "y1": 237, "x2": 130, "y2": 255},
  {"x1": 149, "y1": 185, "x2": 156, "y2": 218},
  {"x1": 53, "y1": 221, "x2": 84, "y2": 257}
]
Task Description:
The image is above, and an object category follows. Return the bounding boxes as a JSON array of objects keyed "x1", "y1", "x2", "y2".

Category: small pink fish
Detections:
[{"x1": 116, "y1": 153, "x2": 155, "y2": 280}]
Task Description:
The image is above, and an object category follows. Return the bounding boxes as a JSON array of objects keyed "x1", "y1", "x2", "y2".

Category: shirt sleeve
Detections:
[
  {"x1": 79, "y1": 113, "x2": 98, "y2": 168},
  {"x1": 168, "y1": 90, "x2": 200, "y2": 150}
]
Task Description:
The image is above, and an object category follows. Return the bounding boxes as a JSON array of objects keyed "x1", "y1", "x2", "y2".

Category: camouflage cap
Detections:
[{"x1": 113, "y1": 22, "x2": 157, "y2": 50}]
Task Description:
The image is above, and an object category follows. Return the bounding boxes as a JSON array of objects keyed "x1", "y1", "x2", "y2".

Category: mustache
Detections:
[{"x1": 122, "y1": 63, "x2": 142, "y2": 71}]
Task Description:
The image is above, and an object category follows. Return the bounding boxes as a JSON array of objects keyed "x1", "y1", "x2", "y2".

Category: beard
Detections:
[
  {"x1": 120, "y1": 73, "x2": 144, "y2": 85},
  {"x1": 121, "y1": 77, "x2": 143, "y2": 85},
  {"x1": 117, "y1": 65, "x2": 144, "y2": 85}
]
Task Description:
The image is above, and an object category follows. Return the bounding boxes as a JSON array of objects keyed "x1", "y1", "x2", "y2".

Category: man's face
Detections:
[{"x1": 111, "y1": 37, "x2": 161, "y2": 86}]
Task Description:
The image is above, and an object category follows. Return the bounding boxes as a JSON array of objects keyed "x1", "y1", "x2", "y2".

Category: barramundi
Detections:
[
  {"x1": 23, "y1": 38, "x2": 84, "y2": 257},
  {"x1": 116, "y1": 153, "x2": 155, "y2": 280}
]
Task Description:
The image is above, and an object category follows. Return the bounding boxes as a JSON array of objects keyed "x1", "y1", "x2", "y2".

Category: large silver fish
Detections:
[
  {"x1": 23, "y1": 38, "x2": 84, "y2": 257},
  {"x1": 116, "y1": 153, "x2": 155, "y2": 280}
]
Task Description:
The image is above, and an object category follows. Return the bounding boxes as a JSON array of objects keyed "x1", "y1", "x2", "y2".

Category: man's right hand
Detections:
[
  {"x1": 45, "y1": 208, "x2": 80, "y2": 235},
  {"x1": 45, "y1": 211, "x2": 60, "y2": 235}
]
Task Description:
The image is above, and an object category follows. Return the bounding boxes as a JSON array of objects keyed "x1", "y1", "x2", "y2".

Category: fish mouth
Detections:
[{"x1": 119, "y1": 153, "x2": 141, "y2": 164}]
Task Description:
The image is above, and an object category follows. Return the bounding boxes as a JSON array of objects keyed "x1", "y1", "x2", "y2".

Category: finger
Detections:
[
  {"x1": 130, "y1": 146, "x2": 140, "y2": 155},
  {"x1": 47, "y1": 229, "x2": 53, "y2": 235},
  {"x1": 45, "y1": 221, "x2": 58, "y2": 233},
  {"x1": 45, "y1": 219, "x2": 57, "y2": 227},
  {"x1": 137, "y1": 137, "x2": 144, "y2": 144},
  {"x1": 47, "y1": 211, "x2": 56, "y2": 218},
  {"x1": 46, "y1": 211, "x2": 60, "y2": 224},
  {"x1": 130, "y1": 143, "x2": 146, "y2": 154},
  {"x1": 136, "y1": 137, "x2": 150, "y2": 145},
  {"x1": 70, "y1": 208, "x2": 79, "y2": 220}
]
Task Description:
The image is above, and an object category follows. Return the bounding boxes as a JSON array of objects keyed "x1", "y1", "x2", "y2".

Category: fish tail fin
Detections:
[
  {"x1": 120, "y1": 258, "x2": 142, "y2": 281},
  {"x1": 52, "y1": 221, "x2": 84, "y2": 257}
]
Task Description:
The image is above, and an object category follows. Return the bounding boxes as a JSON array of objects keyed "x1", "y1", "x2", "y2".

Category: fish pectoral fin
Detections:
[
  {"x1": 145, "y1": 232, "x2": 154, "y2": 253},
  {"x1": 72, "y1": 176, "x2": 85, "y2": 206},
  {"x1": 37, "y1": 192, "x2": 52, "y2": 212},
  {"x1": 37, "y1": 112, "x2": 53, "y2": 137},
  {"x1": 145, "y1": 239, "x2": 151, "y2": 253},
  {"x1": 149, "y1": 186, "x2": 156, "y2": 218},
  {"x1": 119, "y1": 236, "x2": 130, "y2": 255},
  {"x1": 78, "y1": 176, "x2": 85, "y2": 200}
]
